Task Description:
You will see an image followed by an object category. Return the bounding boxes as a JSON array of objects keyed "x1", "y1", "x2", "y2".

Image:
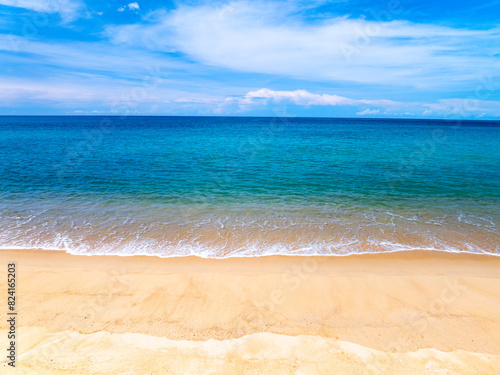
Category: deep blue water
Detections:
[{"x1": 0, "y1": 116, "x2": 498, "y2": 257}]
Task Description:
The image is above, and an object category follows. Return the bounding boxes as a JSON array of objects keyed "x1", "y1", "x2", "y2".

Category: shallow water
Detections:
[{"x1": 0, "y1": 116, "x2": 498, "y2": 257}]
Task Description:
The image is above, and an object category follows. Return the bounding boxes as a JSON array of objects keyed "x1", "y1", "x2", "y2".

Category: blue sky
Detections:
[{"x1": 0, "y1": 0, "x2": 499, "y2": 118}]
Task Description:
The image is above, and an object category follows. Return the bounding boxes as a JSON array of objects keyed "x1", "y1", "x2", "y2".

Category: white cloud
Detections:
[
  {"x1": 423, "y1": 98, "x2": 500, "y2": 117},
  {"x1": 0, "y1": 34, "x2": 228, "y2": 113},
  {"x1": 0, "y1": 34, "x2": 185, "y2": 79},
  {"x1": 118, "y1": 2, "x2": 139, "y2": 12},
  {"x1": 357, "y1": 109, "x2": 380, "y2": 116},
  {"x1": 128, "y1": 2, "x2": 139, "y2": 11},
  {"x1": 0, "y1": 0, "x2": 84, "y2": 22},
  {"x1": 233, "y1": 88, "x2": 402, "y2": 108},
  {"x1": 174, "y1": 97, "x2": 218, "y2": 104},
  {"x1": 225, "y1": 88, "x2": 500, "y2": 118},
  {"x1": 105, "y1": 1, "x2": 500, "y2": 88}
]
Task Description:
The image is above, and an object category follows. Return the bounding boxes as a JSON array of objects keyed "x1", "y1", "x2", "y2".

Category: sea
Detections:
[{"x1": 0, "y1": 116, "x2": 498, "y2": 258}]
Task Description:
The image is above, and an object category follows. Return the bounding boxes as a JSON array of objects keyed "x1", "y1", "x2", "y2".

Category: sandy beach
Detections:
[{"x1": 1, "y1": 249, "x2": 500, "y2": 374}]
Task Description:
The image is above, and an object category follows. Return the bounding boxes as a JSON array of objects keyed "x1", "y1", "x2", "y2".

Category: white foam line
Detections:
[{"x1": 0, "y1": 246, "x2": 498, "y2": 259}]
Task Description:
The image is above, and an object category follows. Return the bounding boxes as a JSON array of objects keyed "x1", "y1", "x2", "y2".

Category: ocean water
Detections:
[{"x1": 0, "y1": 116, "x2": 498, "y2": 258}]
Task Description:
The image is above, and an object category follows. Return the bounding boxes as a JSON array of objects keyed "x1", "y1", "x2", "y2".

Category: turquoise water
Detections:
[{"x1": 0, "y1": 116, "x2": 498, "y2": 257}]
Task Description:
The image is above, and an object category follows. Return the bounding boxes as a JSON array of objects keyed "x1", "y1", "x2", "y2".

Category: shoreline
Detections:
[
  {"x1": 1, "y1": 249, "x2": 500, "y2": 373},
  {"x1": 2, "y1": 246, "x2": 500, "y2": 259}
]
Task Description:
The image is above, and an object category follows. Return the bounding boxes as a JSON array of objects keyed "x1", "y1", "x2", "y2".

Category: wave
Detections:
[
  {"x1": 1, "y1": 201, "x2": 498, "y2": 258},
  {"x1": 0, "y1": 238, "x2": 498, "y2": 259}
]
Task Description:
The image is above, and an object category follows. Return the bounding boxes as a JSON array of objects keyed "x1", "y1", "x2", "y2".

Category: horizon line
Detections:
[{"x1": 1, "y1": 115, "x2": 500, "y2": 123}]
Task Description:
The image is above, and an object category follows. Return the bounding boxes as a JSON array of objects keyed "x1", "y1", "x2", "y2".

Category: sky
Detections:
[{"x1": 0, "y1": 0, "x2": 499, "y2": 118}]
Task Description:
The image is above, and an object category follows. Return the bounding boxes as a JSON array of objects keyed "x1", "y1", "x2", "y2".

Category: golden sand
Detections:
[{"x1": 1, "y1": 249, "x2": 500, "y2": 374}]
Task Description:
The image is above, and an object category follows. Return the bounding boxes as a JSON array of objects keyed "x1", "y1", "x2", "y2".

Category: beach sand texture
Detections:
[{"x1": 1, "y1": 249, "x2": 499, "y2": 374}]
